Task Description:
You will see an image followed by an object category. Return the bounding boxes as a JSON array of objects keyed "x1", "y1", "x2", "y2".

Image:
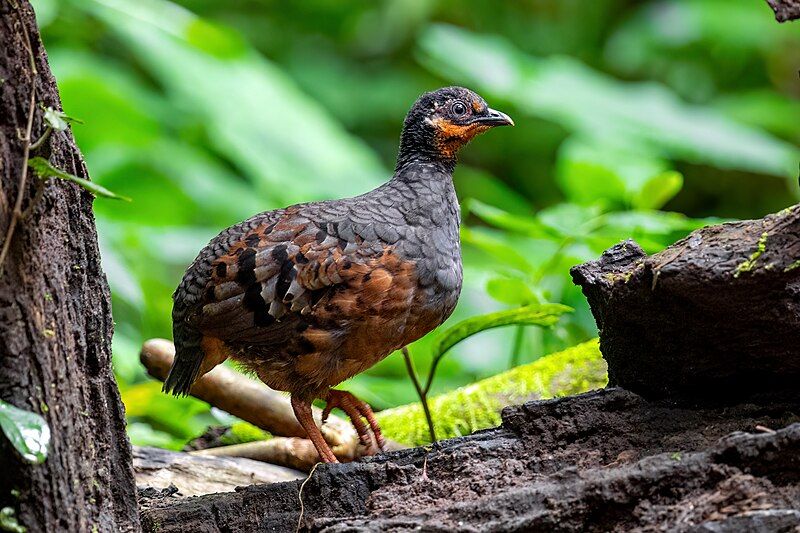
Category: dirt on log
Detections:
[
  {"x1": 0, "y1": 2, "x2": 139, "y2": 531},
  {"x1": 571, "y1": 205, "x2": 800, "y2": 401},
  {"x1": 140, "y1": 388, "x2": 800, "y2": 532}
]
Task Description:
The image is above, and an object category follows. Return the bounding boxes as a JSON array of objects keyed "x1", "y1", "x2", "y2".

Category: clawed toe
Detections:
[{"x1": 325, "y1": 389, "x2": 386, "y2": 452}]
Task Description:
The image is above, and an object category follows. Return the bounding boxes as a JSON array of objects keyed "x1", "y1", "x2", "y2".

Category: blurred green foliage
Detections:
[{"x1": 33, "y1": 0, "x2": 799, "y2": 449}]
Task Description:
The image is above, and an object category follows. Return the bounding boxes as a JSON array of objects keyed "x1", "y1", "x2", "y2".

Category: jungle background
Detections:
[{"x1": 32, "y1": 0, "x2": 800, "y2": 450}]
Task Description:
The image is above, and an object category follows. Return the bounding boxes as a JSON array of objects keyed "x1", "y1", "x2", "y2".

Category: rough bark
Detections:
[
  {"x1": 139, "y1": 388, "x2": 800, "y2": 532},
  {"x1": 571, "y1": 205, "x2": 800, "y2": 401},
  {"x1": 0, "y1": 2, "x2": 139, "y2": 531},
  {"x1": 133, "y1": 446, "x2": 302, "y2": 497},
  {"x1": 766, "y1": 0, "x2": 800, "y2": 21}
]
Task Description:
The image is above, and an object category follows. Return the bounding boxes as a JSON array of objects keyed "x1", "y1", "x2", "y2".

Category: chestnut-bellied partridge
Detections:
[{"x1": 164, "y1": 86, "x2": 513, "y2": 462}]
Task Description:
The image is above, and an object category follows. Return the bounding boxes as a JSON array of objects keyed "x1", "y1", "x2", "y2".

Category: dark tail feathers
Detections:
[{"x1": 163, "y1": 322, "x2": 204, "y2": 397}]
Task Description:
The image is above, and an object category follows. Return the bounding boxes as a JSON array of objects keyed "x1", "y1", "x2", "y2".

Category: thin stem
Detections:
[
  {"x1": 402, "y1": 347, "x2": 437, "y2": 443},
  {"x1": 28, "y1": 126, "x2": 51, "y2": 151},
  {"x1": 0, "y1": 5, "x2": 39, "y2": 276},
  {"x1": 422, "y1": 356, "x2": 437, "y2": 396},
  {"x1": 509, "y1": 325, "x2": 525, "y2": 369},
  {"x1": 0, "y1": 90, "x2": 36, "y2": 276}
]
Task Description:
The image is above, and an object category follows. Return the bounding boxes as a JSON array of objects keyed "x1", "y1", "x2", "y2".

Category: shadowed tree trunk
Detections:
[{"x1": 0, "y1": 2, "x2": 139, "y2": 531}]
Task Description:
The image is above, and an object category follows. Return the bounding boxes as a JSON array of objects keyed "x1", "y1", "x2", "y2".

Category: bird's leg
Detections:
[
  {"x1": 290, "y1": 395, "x2": 338, "y2": 463},
  {"x1": 322, "y1": 389, "x2": 386, "y2": 452},
  {"x1": 321, "y1": 390, "x2": 372, "y2": 448}
]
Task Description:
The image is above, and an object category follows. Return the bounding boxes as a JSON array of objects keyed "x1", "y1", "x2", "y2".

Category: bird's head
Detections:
[{"x1": 397, "y1": 86, "x2": 513, "y2": 170}]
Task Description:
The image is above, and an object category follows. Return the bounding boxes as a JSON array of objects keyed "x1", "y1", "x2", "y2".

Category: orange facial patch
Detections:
[{"x1": 430, "y1": 117, "x2": 490, "y2": 158}]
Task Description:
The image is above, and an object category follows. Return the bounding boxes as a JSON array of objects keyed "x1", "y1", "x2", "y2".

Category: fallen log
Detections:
[
  {"x1": 133, "y1": 446, "x2": 302, "y2": 497},
  {"x1": 189, "y1": 438, "x2": 321, "y2": 473},
  {"x1": 138, "y1": 388, "x2": 800, "y2": 531},
  {"x1": 140, "y1": 339, "x2": 363, "y2": 461},
  {"x1": 570, "y1": 204, "x2": 800, "y2": 401}
]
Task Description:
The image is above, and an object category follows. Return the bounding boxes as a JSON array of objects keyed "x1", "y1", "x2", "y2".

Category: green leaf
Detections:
[
  {"x1": 42, "y1": 106, "x2": 82, "y2": 131},
  {"x1": 486, "y1": 276, "x2": 538, "y2": 306},
  {"x1": 467, "y1": 199, "x2": 546, "y2": 237},
  {"x1": 0, "y1": 506, "x2": 26, "y2": 533},
  {"x1": 537, "y1": 203, "x2": 603, "y2": 239},
  {"x1": 556, "y1": 137, "x2": 676, "y2": 208},
  {"x1": 85, "y1": 0, "x2": 385, "y2": 206},
  {"x1": 633, "y1": 171, "x2": 683, "y2": 210},
  {"x1": 434, "y1": 303, "x2": 572, "y2": 359},
  {"x1": 28, "y1": 157, "x2": 131, "y2": 201},
  {"x1": 0, "y1": 399, "x2": 50, "y2": 464}
]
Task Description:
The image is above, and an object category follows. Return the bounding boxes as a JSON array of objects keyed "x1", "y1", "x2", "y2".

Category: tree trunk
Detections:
[
  {"x1": 570, "y1": 205, "x2": 800, "y2": 401},
  {"x1": 0, "y1": 2, "x2": 139, "y2": 531}
]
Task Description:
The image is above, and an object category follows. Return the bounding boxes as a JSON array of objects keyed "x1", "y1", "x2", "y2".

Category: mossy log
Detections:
[
  {"x1": 142, "y1": 338, "x2": 606, "y2": 454},
  {"x1": 571, "y1": 204, "x2": 800, "y2": 401},
  {"x1": 377, "y1": 339, "x2": 607, "y2": 446}
]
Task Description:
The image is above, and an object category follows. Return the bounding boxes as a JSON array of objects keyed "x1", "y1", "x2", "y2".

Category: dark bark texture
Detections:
[
  {"x1": 140, "y1": 388, "x2": 800, "y2": 532},
  {"x1": 0, "y1": 2, "x2": 139, "y2": 532},
  {"x1": 766, "y1": 0, "x2": 800, "y2": 21},
  {"x1": 571, "y1": 205, "x2": 800, "y2": 401}
]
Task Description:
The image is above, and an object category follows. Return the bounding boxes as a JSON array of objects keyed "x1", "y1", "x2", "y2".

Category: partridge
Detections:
[{"x1": 164, "y1": 86, "x2": 513, "y2": 462}]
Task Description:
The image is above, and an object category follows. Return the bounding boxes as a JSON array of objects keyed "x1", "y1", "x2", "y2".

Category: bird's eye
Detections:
[{"x1": 451, "y1": 101, "x2": 467, "y2": 117}]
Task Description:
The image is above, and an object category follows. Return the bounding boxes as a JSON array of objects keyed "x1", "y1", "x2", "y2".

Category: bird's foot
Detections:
[
  {"x1": 322, "y1": 389, "x2": 386, "y2": 452},
  {"x1": 291, "y1": 396, "x2": 338, "y2": 463}
]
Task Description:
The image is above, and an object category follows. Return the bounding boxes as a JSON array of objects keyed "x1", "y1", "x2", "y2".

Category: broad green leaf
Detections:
[
  {"x1": 455, "y1": 166, "x2": 532, "y2": 216},
  {"x1": 85, "y1": 0, "x2": 385, "y2": 206},
  {"x1": 29, "y1": 157, "x2": 131, "y2": 201},
  {"x1": 633, "y1": 171, "x2": 683, "y2": 210},
  {"x1": 556, "y1": 137, "x2": 675, "y2": 208},
  {"x1": 466, "y1": 199, "x2": 546, "y2": 237},
  {"x1": 42, "y1": 106, "x2": 82, "y2": 131},
  {"x1": 434, "y1": 303, "x2": 572, "y2": 359},
  {"x1": 537, "y1": 203, "x2": 603, "y2": 239},
  {"x1": 599, "y1": 210, "x2": 716, "y2": 236},
  {"x1": 714, "y1": 91, "x2": 800, "y2": 141},
  {"x1": 0, "y1": 399, "x2": 50, "y2": 464},
  {"x1": 126, "y1": 422, "x2": 184, "y2": 450},
  {"x1": 605, "y1": 0, "x2": 800, "y2": 98},
  {"x1": 486, "y1": 276, "x2": 538, "y2": 306},
  {"x1": 418, "y1": 24, "x2": 800, "y2": 181},
  {"x1": 460, "y1": 227, "x2": 538, "y2": 273},
  {"x1": 184, "y1": 18, "x2": 247, "y2": 59}
]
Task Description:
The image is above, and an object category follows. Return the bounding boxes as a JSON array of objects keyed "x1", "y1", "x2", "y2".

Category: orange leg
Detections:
[
  {"x1": 323, "y1": 389, "x2": 386, "y2": 452},
  {"x1": 291, "y1": 395, "x2": 338, "y2": 463}
]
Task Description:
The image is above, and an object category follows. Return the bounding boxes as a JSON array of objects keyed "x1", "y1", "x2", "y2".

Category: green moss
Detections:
[
  {"x1": 0, "y1": 506, "x2": 25, "y2": 533},
  {"x1": 219, "y1": 421, "x2": 272, "y2": 445},
  {"x1": 377, "y1": 339, "x2": 607, "y2": 446},
  {"x1": 733, "y1": 231, "x2": 768, "y2": 278},
  {"x1": 784, "y1": 260, "x2": 800, "y2": 273}
]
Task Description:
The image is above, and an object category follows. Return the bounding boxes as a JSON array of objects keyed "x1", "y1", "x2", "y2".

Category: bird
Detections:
[{"x1": 163, "y1": 86, "x2": 513, "y2": 463}]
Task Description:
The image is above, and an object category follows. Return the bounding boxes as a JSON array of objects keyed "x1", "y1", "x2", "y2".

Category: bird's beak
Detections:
[{"x1": 473, "y1": 108, "x2": 514, "y2": 127}]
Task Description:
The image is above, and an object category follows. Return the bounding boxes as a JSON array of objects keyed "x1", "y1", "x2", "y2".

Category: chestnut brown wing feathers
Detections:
[{"x1": 192, "y1": 208, "x2": 409, "y2": 347}]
